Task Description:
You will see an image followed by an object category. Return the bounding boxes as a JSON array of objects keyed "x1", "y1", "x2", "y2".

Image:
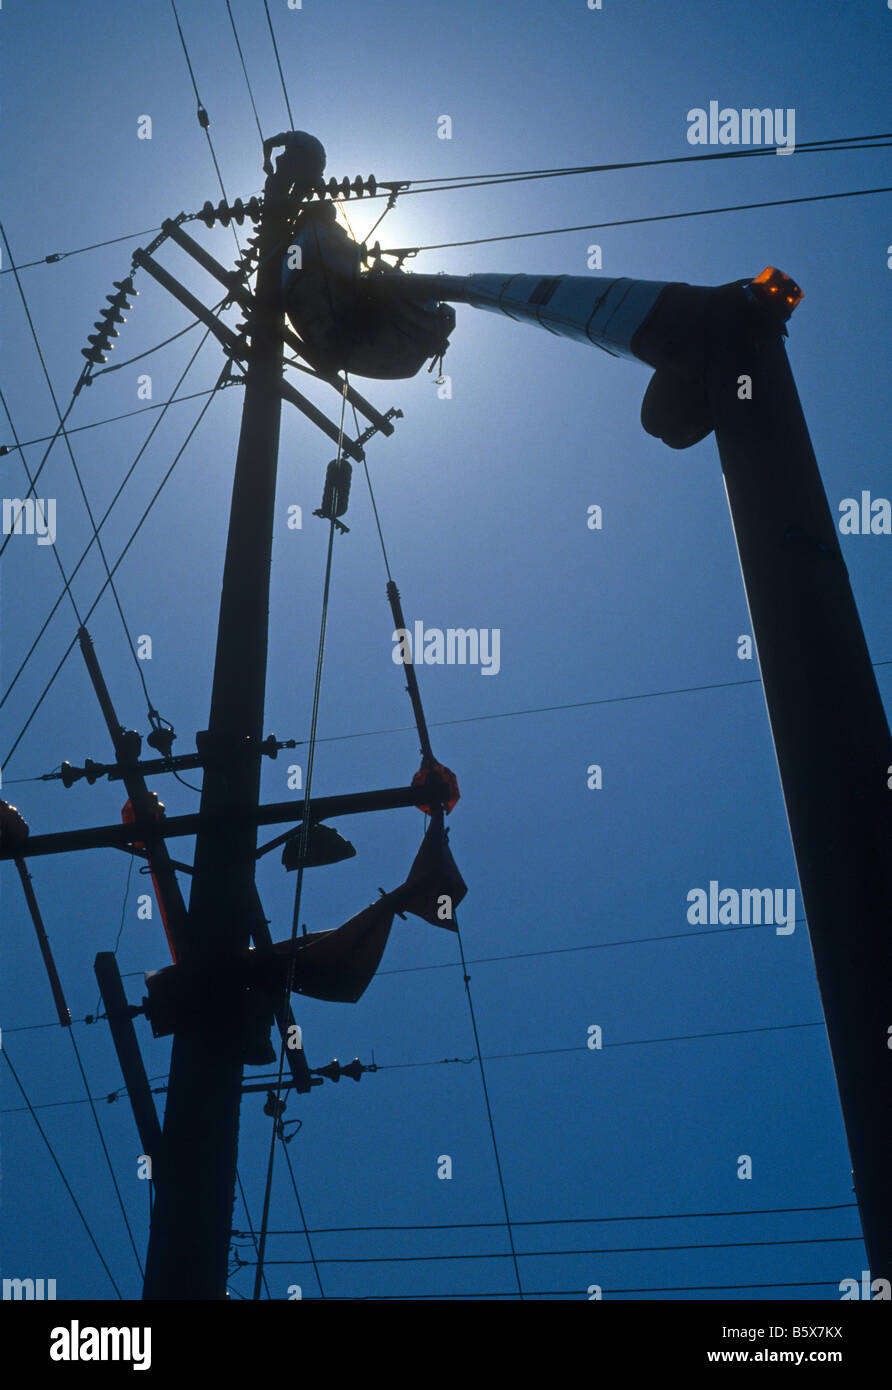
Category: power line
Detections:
[
  {"x1": 234, "y1": 1167, "x2": 271, "y2": 1300},
  {"x1": 1, "y1": 1044, "x2": 123, "y2": 1296},
  {"x1": 0, "y1": 385, "x2": 84, "y2": 627},
  {"x1": 8, "y1": 133, "x2": 887, "y2": 279},
  {"x1": 262, "y1": 0, "x2": 295, "y2": 129},
  {"x1": 238, "y1": 1200, "x2": 860, "y2": 1238},
  {"x1": 0, "y1": 1019, "x2": 826, "y2": 1119},
  {"x1": 238, "y1": 1232, "x2": 863, "y2": 1265},
  {"x1": 66, "y1": 1029, "x2": 145, "y2": 1279},
  {"x1": 0, "y1": 226, "x2": 162, "y2": 275},
  {"x1": 297, "y1": 1279, "x2": 847, "y2": 1299},
  {"x1": 277, "y1": 1129, "x2": 324, "y2": 1300},
  {"x1": 374, "y1": 1020, "x2": 826, "y2": 1072},
  {"x1": 379, "y1": 919, "x2": 807, "y2": 978},
  {"x1": 0, "y1": 224, "x2": 161, "y2": 723},
  {"x1": 2, "y1": 382, "x2": 221, "y2": 768},
  {"x1": 225, "y1": 0, "x2": 264, "y2": 147},
  {"x1": 453, "y1": 916, "x2": 523, "y2": 1297},
  {"x1": 382, "y1": 132, "x2": 892, "y2": 190},
  {"x1": 169, "y1": 0, "x2": 241, "y2": 255},
  {"x1": 6, "y1": 658, "x2": 888, "y2": 784},
  {"x1": 0, "y1": 386, "x2": 219, "y2": 454},
  {"x1": 90, "y1": 313, "x2": 209, "y2": 377},
  {"x1": 0, "y1": 328, "x2": 219, "y2": 716},
  {"x1": 387, "y1": 184, "x2": 892, "y2": 256}
]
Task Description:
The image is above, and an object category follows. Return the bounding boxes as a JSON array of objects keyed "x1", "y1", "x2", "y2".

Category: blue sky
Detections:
[{"x1": 0, "y1": 0, "x2": 889, "y2": 1301}]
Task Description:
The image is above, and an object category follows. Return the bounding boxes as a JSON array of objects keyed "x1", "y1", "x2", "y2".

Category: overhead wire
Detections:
[
  {"x1": 0, "y1": 224, "x2": 162, "y2": 725},
  {"x1": 291, "y1": 1279, "x2": 848, "y2": 1299},
  {"x1": 170, "y1": 0, "x2": 242, "y2": 255},
  {"x1": 0, "y1": 384, "x2": 84, "y2": 627},
  {"x1": 378, "y1": 131, "x2": 892, "y2": 190},
  {"x1": 65, "y1": 1029, "x2": 146, "y2": 1280},
  {"x1": 239, "y1": 1200, "x2": 860, "y2": 1237},
  {"x1": 0, "y1": 385, "x2": 218, "y2": 455},
  {"x1": 4, "y1": 132, "x2": 889, "y2": 275},
  {"x1": 0, "y1": 225, "x2": 162, "y2": 275},
  {"x1": 0, "y1": 1015, "x2": 828, "y2": 1119},
  {"x1": 1, "y1": 1044, "x2": 123, "y2": 1296},
  {"x1": 277, "y1": 1127, "x2": 325, "y2": 1299},
  {"x1": 0, "y1": 326, "x2": 224, "y2": 716},
  {"x1": 262, "y1": 0, "x2": 295, "y2": 128},
  {"x1": 386, "y1": 185, "x2": 892, "y2": 257},
  {"x1": 225, "y1": 1, "x2": 265, "y2": 147},
  {"x1": 2, "y1": 382, "x2": 222, "y2": 768},
  {"x1": 235, "y1": 1166, "x2": 271, "y2": 1299},
  {"x1": 236, "y1": 1231, "x2": 863, "y2": 1265},
  {"x1": 8, "y1": 658, "x2": 889, "y2": 785}
]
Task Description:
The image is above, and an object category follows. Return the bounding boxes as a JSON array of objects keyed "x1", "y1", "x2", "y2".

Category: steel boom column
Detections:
[
  {"x1": 706, "y1": 324, "x2": 892, "y2": 1284},
  {"x1": 142, "y1": 174, "x2": 290, "y2": 1300}
]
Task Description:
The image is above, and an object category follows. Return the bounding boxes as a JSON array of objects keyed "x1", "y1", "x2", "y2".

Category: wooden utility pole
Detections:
[{"x1": 142, "y1": 136, "x2": 325, "y2": 1300}]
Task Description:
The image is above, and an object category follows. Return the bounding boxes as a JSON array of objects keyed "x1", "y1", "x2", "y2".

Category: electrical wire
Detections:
[
  {"x1": 385, "y1": 184, "x2": 892, "y2": 256},
  {"x1": 66, "y1": 1029, "x2": 145, "y2": 1279},
  {"x1": 277, "y1": 1128, "x2": 325, "y2": 1300},
  {"x1": 225, "y1": 1, "x2": 265, "y2": 147},
  {"x1": 235, "y1": 1166, "x2": 271, "y2": 1299},
  {"x1": 454, "y1": 915, "x2": 523, "y2": 1298},
  {"x1": 378, "y1": 919, "x2": 807, "y2": 977},
  {"x1": 262, "y1": 0, "x2": 295, "y2": 128},
  {"x1": 0, "y1": 225, "x2": 162, "y2": 275},
  {"x1": 2, "y1": 383, "x2": 221, "y2": 768},
  {"x1": 170, "y1": 0, "x2": 242, "y2": 255},
  {"x1": 378, "y1": 132, "x2": 892, "y2": 190},
  {"x1": 0, "y1": 385, "x2": 84, "y2": 626},
  {"x1": 8, "y1": 658, "x2": 888, "y2": 785},
  {"x1": 0, "y1": 385, "x2": 219, "y2": 454},
  {"x1": 288, "y1": 1279, "x2": 848, "y2": 1299},
  {"x1": 90, "y1": 313, "x2": 208, "y2": 376},
  {"x1": 0, "y1": 224, "x2": 161, "y2": 723},
  {"x1": 5, "y1": 131, "x2": 888, "y2": 275},
  {"x1": 236, "y1": 1232, "x2": 863, "y2": 1266},
  {"x1": 0, "y1": 327, "x2": 222, "y2": 717},
  {"x1": 1, "y1": 1044, "x2": 123, "y2": 1296},
  {"x1": 0, "y1": 1012, "x2": 823, "y2": 1115},
  {"x1": 239, "y1": 1200, "x2": 860, "y2": 1237}
]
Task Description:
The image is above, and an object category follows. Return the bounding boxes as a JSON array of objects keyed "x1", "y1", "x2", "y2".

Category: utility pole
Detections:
[{"x1": 142, "y1": 134, "x2": 326, "y2": 1300}]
